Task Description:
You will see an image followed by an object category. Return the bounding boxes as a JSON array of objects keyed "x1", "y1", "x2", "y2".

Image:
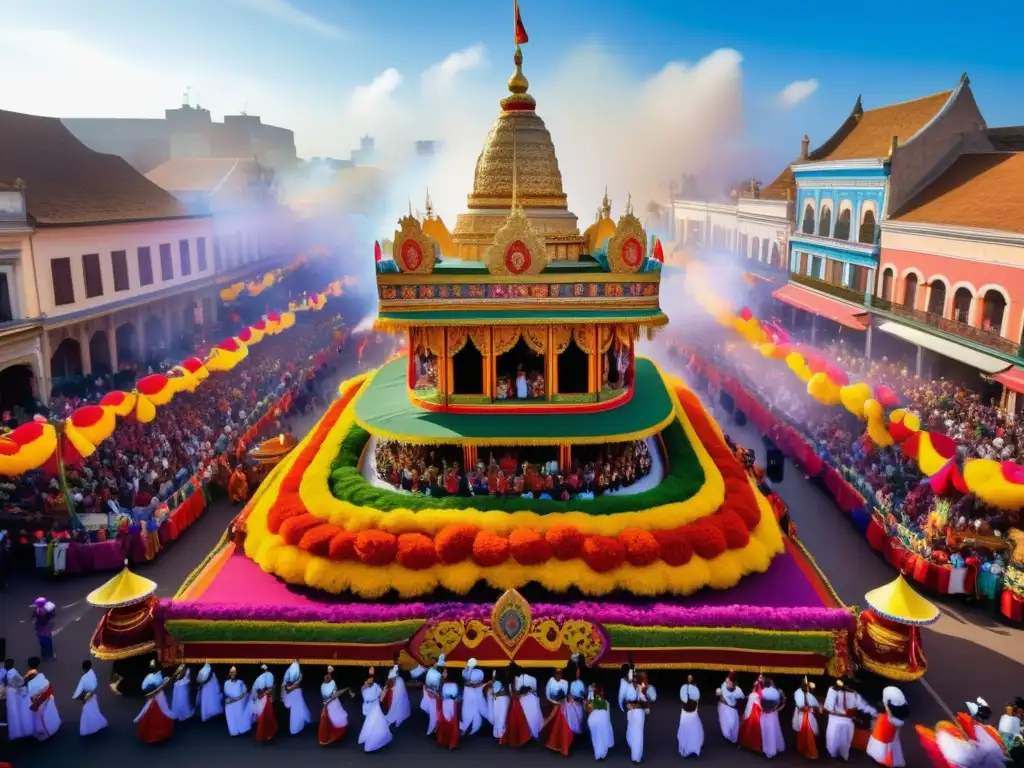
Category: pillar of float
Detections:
[{"x1": 442, "y1": 327, "x2": 450, "y2": 408}]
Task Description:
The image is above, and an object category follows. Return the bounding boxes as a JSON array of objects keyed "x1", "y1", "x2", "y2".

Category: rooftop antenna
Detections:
[{"x1": 183, "y1": 86, "x2": 192, "y2": 107}]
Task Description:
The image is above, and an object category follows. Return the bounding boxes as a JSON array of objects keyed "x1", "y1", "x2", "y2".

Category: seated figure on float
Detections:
[{"x1": 855, "y1": 576, "x2": 938, "y2": 681}]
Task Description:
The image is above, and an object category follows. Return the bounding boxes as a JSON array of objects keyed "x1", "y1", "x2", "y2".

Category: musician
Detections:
[
  {"x1": 384, "y1": 661, "x2": 411, "y2": 728},
  {"x1": 437, "y1": 667, "x2": 461, "y2": 750},
  {"x1": 358, "y1": 667, "x2": 393, "y2": 752},
  {"x1": 195, "y1": 662, "x2": 223, "y2": 722},
  {"x1": 675, "y1": 674, "x2": 703, "y2": 758},
  {"x1": 792, "y1": 677, "x2": 820, "y2": 759},
  {"x1": 223, "y1": 666, "x2": 252, "y2": 737},
  {"x1": 488, "y1": 668, "x2": 510, "y2": 741},
  {"x1": 586, "y1": 683, "x2": 615, "y2": 760},
  {"x1": 170, "y1": 664, "x2": 194, "y2": 721},
  {"x1": 282, "y1": 660, "x2": 312, "y2": 735},
  {"x1": 716, "y1": 672, "x2": 745, "y2": 744},
  {"x1": 623, "y1": 670, "x2": 656, "y2": 763},
  {"x1": 2, "y1": 658, "x2": 32, "y2": 741},
  {"x1": 24, "y1": 656, "x2": 61, "y2": 741},
  {"x1": 460, "y1": 657, "x2": 486, "y2": 736},
  {"x1": 134, "y1": 659, "x2": 174, "y2": 743},
  {"x1": 824, "y1": 678, "x2": 876, "y2": 760},
  {"x1": 72, "y1": 659, "x2": 108, "y2": 736},
  {"x1": 317, "y1": 666, "x2": 349, "y2": 746},
  {"x1": 542, "y1": 665, "x2": 573, "y2": 756},
  {"x1": 866, "y1": 686, "x2": 909, "y2": 767},
  {"x1": 250, "y1": 664, "x2": 278, "y2": 743}
]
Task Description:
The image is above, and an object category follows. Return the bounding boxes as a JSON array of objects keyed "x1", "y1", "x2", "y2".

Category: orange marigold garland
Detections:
[
  {"x1": 298, "y1": 524, "x2": 341, "y2": 558},
  {"x1": 355, "y1": 530, "x2": 398, "y2": 566},
  {"x1": 582, "y1": 535, "x2": 627, "y2": 573},
  {"x1": 396, "y1": 532, "x2": 438, "y2": 570},
  {"x1": 509, "y1": 528, "x2": 552, "y2": 565},
  {"x1": 652, "y1": 529, "x2": 693, "y2": 566},
  {"x1": 279, "y1": 513, "x2": 325, "y2": 546},
  {"x1": 472, "y1": 530, "x2": 511, "y2": 567},
  {"x1": 328, "y1": 530, "x2": 358, "y2": 560},
  {"x1": 267, "y1": 497, "x2": 309, "y2": 535},
  {"x1": 546, "y1": 524, "x2": 585, "y2": 560},
  {"x1": 434, "y1": 524, "x2": 479, "y2": 564},
  {"x1": 714, "y1": 510, "x2": 751, "y2": 549},
  {"x1": 683, "y1": 519, "x2": 727, "y2": 560},
  {"x1": 618, "y1": 528, "x2": 661, "y2": 567}
]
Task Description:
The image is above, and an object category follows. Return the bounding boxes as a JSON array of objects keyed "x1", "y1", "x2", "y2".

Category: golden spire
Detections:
[
  {"x1": 407, "y1": 197, "x2": 413, "y2": 217},
  {"x1": 626, "y1": 192, "x2": 633, "y2": 216},
  {"x1": 601, "y1": 186, "x2": 611, "y2": 219},
  {"x1": 508, "y1": 46, "x2": 529, "y2": 95},
  {"x1": 425, "y1": 188, "x2": 434, "y2": 219},
  {"x1": 511, "y1": 119, "x2": 521, "y2": 212}
]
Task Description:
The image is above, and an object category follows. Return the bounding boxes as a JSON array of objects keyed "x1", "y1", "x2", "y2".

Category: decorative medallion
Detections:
[
  {"x1": 485, "y1": 206, "x2": 548, "y2": 276},
  {"x1": 490, "y1": 588, "x2": 532, "y2": 657},
  {"x1": 606, "y1": 210, "x2": 648, "y2": 274},
  {"x1": 392, "y1": 214, "x2": 436, "y2": 274}
]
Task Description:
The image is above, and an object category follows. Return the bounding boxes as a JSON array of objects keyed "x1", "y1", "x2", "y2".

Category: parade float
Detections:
[
  {"x1": 93, "y1": 34, "x2": 855, "y2": 675},
  {"x1": 88, "y1": 562, "x2": 160, "y2": 689},
  {"x1": 855, "y1": 575, "x2": 938, "y2": 681}
]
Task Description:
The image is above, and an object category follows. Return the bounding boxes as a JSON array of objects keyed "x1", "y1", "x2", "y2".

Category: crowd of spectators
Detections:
[
  {"x1": 0, "y1": 311, "x2": 348, "y2": 541},
  {"x1": 373, "y1": 439, "x2": 653, "y2": 500}
]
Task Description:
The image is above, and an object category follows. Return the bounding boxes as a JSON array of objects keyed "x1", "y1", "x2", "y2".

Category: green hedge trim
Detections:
[
  {"x1": 602, "y1": 625, "x2": 834, "y2": 654},
  {"x1": 165, "y1": 619, "x2": 424, "y2": 644}
]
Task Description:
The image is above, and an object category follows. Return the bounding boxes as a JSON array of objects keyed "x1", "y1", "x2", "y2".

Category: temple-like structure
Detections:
[{"x1": 97, "y1": 38, "x2": 856, "y2": 676}]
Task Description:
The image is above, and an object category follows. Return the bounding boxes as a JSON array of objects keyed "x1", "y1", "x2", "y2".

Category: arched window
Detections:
[
  {"x1": 761, "y1": 239, "x2": 770, "y2": 261},
  {"x1": 903, "y1": 274, "x2": 919, "y2": 309},
  {"x1": 982, "y1": 289, "x2": 1006, "y2": 333},
  {"x1": 834, "y1": 208, "x2": 852, "y2": 240},
  {"x1": 769, "y1": 243, "x2": 781, "y2": 268},
  {"x1": 51, "y1": 337, "x2": 82, "y2": 379},
  {"x1": 881, "y1": 268, "x2": 895, "y2": 301},
  {"x1": 927, "y1": 280, "x2": 946, "y2": 317},
  {"x1": 817, "y1": 206, "x2": 832, "y2": 237},
  {"x1": 801, "y1": 204, "x2": 815, "y2": 235},
  {"x1": 0, "y1": 364, "x2": 36, "y2": 413},
  {"x1": 452, "y1": 338, "x2": 484, "y2": 395},
  {"x1": 89, "y1": 330, "x2": 112, "y2": 376},
  {"x1": 953, "y1": 288, "x2": 973, "y2": 324},
  {"x1": 751, "y1": 237, "x2": 760, "y2": 260},
  {"x1": 859, "y1": 209, "x2": 877, "y2": 244}
]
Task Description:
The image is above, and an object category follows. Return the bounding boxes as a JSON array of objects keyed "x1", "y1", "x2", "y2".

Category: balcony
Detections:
[
  {"x1": 869, "y1": 297, "x2": 1021, "y2": 357},
  {"x1": 790, "y1": 272, "x2": 866, "y2": 306}
]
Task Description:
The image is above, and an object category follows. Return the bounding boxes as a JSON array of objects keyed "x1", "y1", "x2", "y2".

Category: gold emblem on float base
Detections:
[
  {"x1": 485, "y1": 204, "x2": 548, "y2": 276},
  {"x1": 606, "y1": 194, "x2": 648, "y2": 274},
  {"x1": 392, "y1": 213, "x2": 436, "y2": 274}
]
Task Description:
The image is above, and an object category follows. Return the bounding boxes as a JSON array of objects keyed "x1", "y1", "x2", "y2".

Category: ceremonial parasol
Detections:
[
  {"x1": 863, "y1": 575, "x2": 940, "y2": 626},
  {"x1": 87, "y1": 561, "x2": 158, "y2": 609}
]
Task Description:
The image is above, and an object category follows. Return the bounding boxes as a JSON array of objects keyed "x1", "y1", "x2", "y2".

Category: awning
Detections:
[
  {"x1": 992, "y1": 366, "x2": 1024, "y2": 394},
  {"x1": 876, "y1": 321, "x2": 1011, "y2": 375},
  {"x1": 772, "y1": 283, "x2": 868, "y2": 330}
]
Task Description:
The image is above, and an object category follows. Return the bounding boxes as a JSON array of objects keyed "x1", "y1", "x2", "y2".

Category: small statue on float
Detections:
[{"x1": 855, "y1": 575, "x2": 938, "y2": 682}]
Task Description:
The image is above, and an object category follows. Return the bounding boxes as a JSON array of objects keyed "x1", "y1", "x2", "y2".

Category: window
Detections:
[
  {"x1": 51, "y1": 257, "x2": 75, "y2": 306},
  {"x1": 159, "y1": 243, "x2": 173, "y2": 281},
  {"x1": 881, "y1": 268, "x2": 894, "y2": 302},
  {"x1": 0, "y1": 273, "x2": 12, "y2": 322},
  {"x1": 137, "y1": 247, "x2": 154, "y2": 286},
  {"x1": 801, "y1": 204, "x2": 815, "y2": 235},
  {"x1": 834, "y1": 208, "x2": 852, "y2": 240},
  {"x1": 83, "y1": 253, "x2": 103, "y2": 298},
  {"x1": 859, "y1": 209, "x2": 877, "y2": 244},
  {"x1": 179, "y1": 239, "x2": 192, "y2": 277},
  {"x1": 903, "y1": 274, "x2": 918, "y2": 309},
  {"x1": 817, "y1": 207, "x2": 832, "y2": 237},
  {"x1": 112, "y1": 250, "x2": 129, "y2": 292},
  {"x1": 213, "y1": 237, "x2": 223, "y2": 272},
  {"x1": 197, "y1": 237, "x2": 208, "y2": 272}
]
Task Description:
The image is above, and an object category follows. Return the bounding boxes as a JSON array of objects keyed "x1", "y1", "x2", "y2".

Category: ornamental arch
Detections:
[
  {"x1": 952, "y1": 285, "x2": 975, "y2": 324},
  {"x1": 51, "y1": 337, "x2": 82, "y2": 379},
  {"x1": 800, "y1": 203, "x2": 815, "y2": 235},
  {"x1": 880, "y1": 267, "x2": 895, "y2": 302},
  {"x1": 817, "y1": 204, "x2": 832, "y2": 237},
  {"x1": 89, "y1": 330, "x2": 112, "y2": 376},
  {"x1": 927, "y1": 277, "x2": 948, "y2": 317}
]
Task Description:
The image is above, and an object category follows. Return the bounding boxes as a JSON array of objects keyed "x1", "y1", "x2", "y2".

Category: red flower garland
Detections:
[
  {"x1": 546, "y1": 524, "x2": 585, "y2": 560},
  {"x1": 619, "y1": 528, "x2": 661, "y2": 566},
  {"x1": 472, "y1": 530, "x2": 511, "y2": 566},
  {"x1": 509, "y1": 528, "x2": 552, "y2": 565},
  {"x1": 434, "y1": 524, "x2": 479, "y2": 564},
  {"x1": 582, "y1": 536, "x2": 627, "y2": 573},
  {"x1": 397, "y1": 533, "x2": 438, "y2": 570},
  {"x1": 328, "y1": 530, "x2": 358, "y2": 560},
  {"x1": 355, "y1": 530, "x2": 398, "y2": 566}
]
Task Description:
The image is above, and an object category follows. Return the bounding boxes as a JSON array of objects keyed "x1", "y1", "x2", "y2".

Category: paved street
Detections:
[{"x1": 1, "y1": 350, "x2": 1021, "y2": 766}]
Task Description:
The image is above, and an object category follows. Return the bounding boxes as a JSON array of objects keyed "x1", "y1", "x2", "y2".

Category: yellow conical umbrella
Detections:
[
  {"x1": 864, "y1": 575, "x2": 939, "y2": 626},
  {"x1": 86, "y1": 561, "x2": 157, "y2": 609}
]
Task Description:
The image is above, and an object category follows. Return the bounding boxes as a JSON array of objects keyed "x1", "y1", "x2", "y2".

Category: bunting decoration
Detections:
[{"x1": 218, "y1": 255, "x2": 310, "y2": 303}]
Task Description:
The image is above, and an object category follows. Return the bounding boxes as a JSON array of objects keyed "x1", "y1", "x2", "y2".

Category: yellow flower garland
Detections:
[{"x1": 296, "y1": 366, "x2": 726, "y2": 536}]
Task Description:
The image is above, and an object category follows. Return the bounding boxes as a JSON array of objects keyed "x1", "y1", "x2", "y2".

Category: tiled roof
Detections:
[
  {"x1": 146, "y1": 157, "x2": 263, "y2": 210},
  {"x1": 760, "y1": 166, "x2": 795, "y2": 201},
  {"x1": 811, "y1": 91, "x2": 953, "y2": 162},
  {"x1": 890, "y1": 152, "x2": 1024, "y2": 234},
  {"x1": 0, "y1": 109, "x2": 191, "y2": 226}
]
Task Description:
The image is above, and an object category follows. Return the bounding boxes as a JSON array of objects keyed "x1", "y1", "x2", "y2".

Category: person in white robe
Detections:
[
  {"x1": 134, "y1": 660, "x2": 174, "y2": 743},
  {"x1": 514, "y1": 669, "x2": 543, "y2": 738},
  {"x1": 866, "y1": 685, "x2": 908, "y2": 767},
  {"x1": 618, "y1": 664, "x2": 632, "y2": 712},
  {"x1": 24, "y1": 657, "x2": 61, "y2": 740},
  {"x1": 460, "y1": 658, "x2": 486, "y2": 735},
  {"x1": 824, "y1": 679, "x2": 876, "y2": 760},
  {"x1": 757, "y1": 680, "x2": 786, "y2": 759},
  {"x1": 677, "y1": 675, "x2": 703, "y2": 758},
  {"x1": 422, "y1": 659, "x2": 443, "y2": 736},
  {"x1": 716, "y1": 673, "x2": 745, "y2": 744},
  {"x1": 171, "y1": 665, "x2": 194, "y2": 721},
  {"x1": 318, "y1": 667, "x2": 350, "y2": 746},
  {"x1": 966, "y1": 697, "x2": 1012, "y2": 767},
  {"x1": 282, "y1": 660, "x2": 312, "y2": 735},
  {"x1": 250, "y1": 665, "x2": 277, "y2": 741},
  {"x1": 587, "y1": 684, "x2": 615, "y2": 760},
  {"x1": 223, "y1": 666, "x2": 252, "y2": 736},
  {"x1": 72, "y1": 660, "x2": 108, "y2": 736},
  {"x1": 624, "y1": 671, "x2": 656, "y2": 763},
  {"x1": 195, "y1": 663, "x2": 223, "y2": 722},
  {"x1": 438, "y1": 676, "x2": 461, "y2": 749},
  {"x1": 565, "y1": 663, "x2": 586, "y2": 735},
  {"x1": 358, "y1": 668, "x2": 393, "y2": 752},
  {"x1": 998, "y1": 699, "x2": 1022, "y2": 745},
  {"x1": 384, "y1": 664, "x2": 411, "y2": 728},
  {"x1": 2, "y1": 658, "x2": 32, "y2": 741},
  {"x1": 488, "y1": 670, "x2": 510, "y2": 740},
  {"x1": 791, "y1": 677, "x2": 820, "y2": 759}
]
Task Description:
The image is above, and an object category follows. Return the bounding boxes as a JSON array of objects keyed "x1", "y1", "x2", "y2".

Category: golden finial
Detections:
[
  {"x1": 407, "y1": 198, "x2": 413, "y2": 217},
  {"x1": 508, "y1": 46, "x2": 529, "y2": 95},
  {"x1": 601, "y1": 187, "x2": 611, "y2": 219},
  {"x1": 425, "y1": 188, "x2": 434, "y2": 219},
  {"x1": 626, "y1": 192, "x2": 633, "y2": 216}
]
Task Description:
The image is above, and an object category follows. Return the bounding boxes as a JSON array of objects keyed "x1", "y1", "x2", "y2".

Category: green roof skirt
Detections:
[{"x1": 375, "y1": 308, "x2": 669, "y2": 328}]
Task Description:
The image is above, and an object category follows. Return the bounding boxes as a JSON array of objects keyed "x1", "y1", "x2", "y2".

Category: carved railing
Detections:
[
  {"x1": 870, "y1": 297, "x2": 1020, "y2": 356},
  {"x1": 789, "y1": 272, "x2": 868, "y2": 306}
]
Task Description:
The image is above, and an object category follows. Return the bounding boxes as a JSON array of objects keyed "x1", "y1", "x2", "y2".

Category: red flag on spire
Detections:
[
  {"x1": 374, "y1": 240, "x2": 382, "y2": 263},
  {"x1": 514, "y1": 0, "x2": 529, "y2": 45},
  {"x1": 653, "y1": 238, "x2": 665, "y2": 263}
]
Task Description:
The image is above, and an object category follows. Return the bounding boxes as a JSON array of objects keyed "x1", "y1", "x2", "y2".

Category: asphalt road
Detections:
[{"x1": 1, "y1": 348, "x2": 1021, "y2": 767}]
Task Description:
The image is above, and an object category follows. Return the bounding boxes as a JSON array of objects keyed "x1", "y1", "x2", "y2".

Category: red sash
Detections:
[
  {"x1": 435, "y1": 698, "x2": 460, "y2": 750},
  {"x1": 255, "y1": 692, "x2": 278, "y2": 742},
  {"x1": 30, "y1": 684, "x2": 53, "y2": 713},
  {"x1": 796, "y1": 709, "x2": 819, "y2": 759},
  {"x1": 318, "y1": 707, "x2": 347, "y2": 746},
  {"x1": 872, "y1": 714, "x2": 898, "y2": 744},
  {"x1": 542, "y1": 704, "x2": 574, "y2": 757},
  {"x1": 739, "y1": 700, "x2": 763, "y2": 753},
  {"x1": 501, "y1": 697, "x2": 532, "y2": 747},
  {"x1": 137, "y1": 698, "x2": 175, "y2": 744},
  {"x1": 382, "y1": 686, "x2": 393, "y2": 713}
]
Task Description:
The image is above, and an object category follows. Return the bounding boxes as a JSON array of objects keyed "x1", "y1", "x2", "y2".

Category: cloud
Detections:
[
  {"x1": 350, "y1": 68, "x2": 403, "y2": 119},
  {"x1": 229, "y1": 0, "x2": 345, "y2": 41},
  {"x1": 777, "y1": 78, "x2": 818, "y2": 109},
  {"x1": 421, "y1": 44, "x2": 486, "y2": 93}
]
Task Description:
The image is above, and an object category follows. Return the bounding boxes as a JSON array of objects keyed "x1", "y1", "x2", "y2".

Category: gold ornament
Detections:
[
  {"x1": 485, "y1": 205, "x2": 548, "y2": 277},
  {"x1": 392, "y1": 214, "x2": 436, "y2": 274},
  {"x1": 606, "y1": 205, "x2": 648, "y2": 274}
]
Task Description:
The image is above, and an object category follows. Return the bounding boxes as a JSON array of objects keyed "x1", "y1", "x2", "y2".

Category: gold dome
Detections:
[
  {"x1": 423, "y1": 190, "x2": 455, "y2": 257},
  {"x1": 583, "y1": 188, "x2": 615, "y2": 253}
]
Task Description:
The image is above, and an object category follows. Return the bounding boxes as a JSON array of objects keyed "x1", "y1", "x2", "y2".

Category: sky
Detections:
[{"x1": 3, "y1": 0, "x2": 1023, "y2": 220}]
